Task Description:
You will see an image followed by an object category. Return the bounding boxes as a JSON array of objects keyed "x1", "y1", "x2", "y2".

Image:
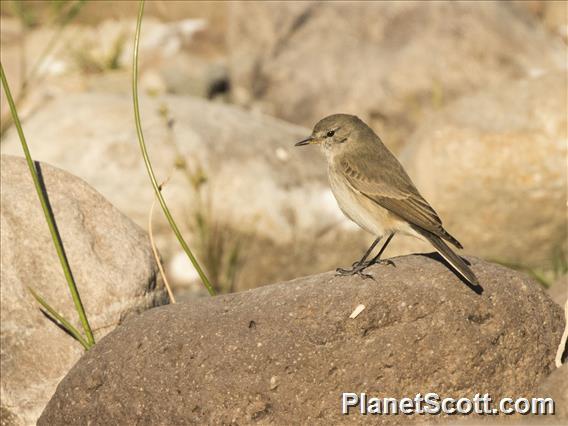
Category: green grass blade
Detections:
[
  {"x1": 131, "y1": 0, "x2": 216, "y2": 296},
  {"x1": 0, "y1": 62, "x2": 95, "y2": 346},
  {"x1": 28, "y1": 287, "x2": 91, "y2": 350}
]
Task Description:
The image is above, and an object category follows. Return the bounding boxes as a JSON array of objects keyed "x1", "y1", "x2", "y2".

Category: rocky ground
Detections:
[
  {"x1": 38, "y1": 256, "x2": 563, "y2": 424},
  {"x1": 0, "y1": 1, "x2": 566, "y2": 425}
]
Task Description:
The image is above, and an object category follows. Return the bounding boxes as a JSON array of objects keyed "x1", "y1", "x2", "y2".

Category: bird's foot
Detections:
[
  {"x1": 350, "y1": 258, "x2": 395, "y2": 268},
  {"x1": 336, "y1": 262, "x2": 373, "y2": 279}
]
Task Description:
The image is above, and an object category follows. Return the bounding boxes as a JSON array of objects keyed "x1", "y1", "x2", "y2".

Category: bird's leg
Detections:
[
  {"x1": 336, "y1": 233, "x2": 396, "y2": 278},
  {"x1": 336, "y1": 235, "x2": 382, "y2": 278},
  {"x1": 366, "y1": 232, "x2": 395, "y2": 267}
]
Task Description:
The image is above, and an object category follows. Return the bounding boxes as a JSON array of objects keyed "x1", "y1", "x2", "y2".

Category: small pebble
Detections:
[{"x1": 349, "y1": 304, "x2": 366, "y2": 319}]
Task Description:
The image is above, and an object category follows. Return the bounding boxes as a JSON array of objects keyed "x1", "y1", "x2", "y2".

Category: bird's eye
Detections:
[{"x1": 326, "y1": 130, "x2": 335, "y2": 138}]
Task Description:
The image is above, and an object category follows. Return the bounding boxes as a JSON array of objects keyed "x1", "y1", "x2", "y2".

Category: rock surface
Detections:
[
  {"x1": 228, "y1": 1, "x2": 565, "y2": 151},
  {"x1": 548, "y1": 274, "x2": 567, "y2": 308},
  {"x1": 400, "y1": 72, "x2": 567, "y2": 269},
  {"x1": 39, "y1": 255, "x2": 563, "y2": 425},
  {"x1": 1, "y1": 93, "x2": 321, "y2": 240},
  {"x1": 536, "y1": 364, "x2": 568, "y2": 423},
  {"x1": 0, "y1": 155, "x2": 168, "y2": 426}
]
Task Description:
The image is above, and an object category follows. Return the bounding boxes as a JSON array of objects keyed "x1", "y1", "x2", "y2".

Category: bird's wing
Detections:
[{"x1": 338, "y1": 153, "x2": 462, "y2": 248}]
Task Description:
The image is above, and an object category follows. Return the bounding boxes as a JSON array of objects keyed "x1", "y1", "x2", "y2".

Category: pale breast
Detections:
[{"x1": 327, "y1": 165, "x2": 392, "y2": 236}]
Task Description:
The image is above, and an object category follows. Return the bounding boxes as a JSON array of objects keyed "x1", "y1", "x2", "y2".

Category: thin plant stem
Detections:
[
  {"x1": 132, "y1": 0, "x2": 216, "y2": 296},
  {"x1": 0, "y1": 62, "x2": 95, "y2": 347},
  {"x1": 149, "y1": 192, "x2": 176, "y2": 304},
  {"x1": 28, "y1": 287, "x2": 91, "y2": 350}
]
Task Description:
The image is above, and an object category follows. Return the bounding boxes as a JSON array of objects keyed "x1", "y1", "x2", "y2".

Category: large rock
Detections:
[
  {"x1": 0, "y1": 93, "x2": 373, "y2": 294},
  {"x1": 536, "y1": 364, "x2": 568, "y2": 423},
  {"x1": 400, "y1": 72, "x2": 567, "y2": 269},
  {"x1": 548, "y1": 274, "x2": 567, "y2": 308},
  {"x1": 228, "y1": 1, "x2": 565, "y2": 151},
  {"x1": 1, "y1": 93, "x2": 321, "y2": 239},
  {"x1": 0, "y1": 155, "x2": 168, "y2": 425},
  {"x1": 39, "y1": 255, "x2": 563, "y2": 425}
]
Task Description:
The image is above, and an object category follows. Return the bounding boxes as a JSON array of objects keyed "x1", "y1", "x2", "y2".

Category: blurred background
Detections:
[{"x1": 1, "y1": 0, "x2": 566, "y2": 298}]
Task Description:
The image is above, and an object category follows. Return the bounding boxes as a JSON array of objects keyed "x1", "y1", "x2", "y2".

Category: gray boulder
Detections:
[
  {"x1": 228, "y1": 1, "x2": 565, "y2": 151},
  {"x1": 0, "y1": 93, "x2": 372, "y2": 294},
  {"x1": 0, "y1": 155, "x2": 168, "y2": 425},
  {"x1": 400, "y1": 72, "x2": 567, "y2": 270},
  {"x1": 39, "y1": 255, "x2": 563, "y2": 425}
]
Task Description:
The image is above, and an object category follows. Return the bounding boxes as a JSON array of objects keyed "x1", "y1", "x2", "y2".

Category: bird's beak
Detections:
[{"x1": 295, "y1": 136, "x2": 313, "y2": 147}]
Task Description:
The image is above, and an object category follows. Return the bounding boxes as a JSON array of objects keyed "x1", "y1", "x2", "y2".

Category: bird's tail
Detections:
[{"x1": 413, "y1": 227, "x2": 479, "y2": 286}]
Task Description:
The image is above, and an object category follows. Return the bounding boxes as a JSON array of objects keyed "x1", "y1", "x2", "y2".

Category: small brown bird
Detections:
[{"x1": 295, "y1": 114, "x2": 478, "y2": 286}]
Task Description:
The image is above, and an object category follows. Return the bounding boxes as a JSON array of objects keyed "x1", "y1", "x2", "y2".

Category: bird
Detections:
[{"x1": 294, "y1": 113, "x2": 479, "y2": 286}]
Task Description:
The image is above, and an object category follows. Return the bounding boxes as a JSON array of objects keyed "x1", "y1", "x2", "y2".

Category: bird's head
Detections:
[{"x1": 295, "y1": 114, "x2": 365, "y2": 156}]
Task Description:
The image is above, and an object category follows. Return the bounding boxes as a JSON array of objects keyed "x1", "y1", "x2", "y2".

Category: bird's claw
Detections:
[
  {"x1": 337, "y1": 257, "x2": 395, "y2": 279},
  {"x1": 335, "y1": 265, "x2": 373, "y2": 280}
]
